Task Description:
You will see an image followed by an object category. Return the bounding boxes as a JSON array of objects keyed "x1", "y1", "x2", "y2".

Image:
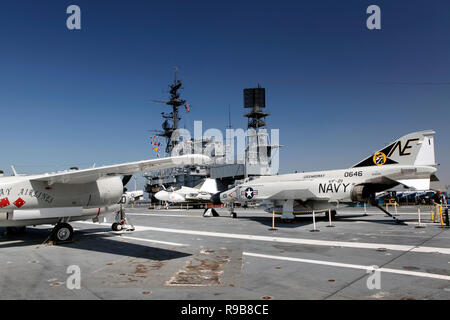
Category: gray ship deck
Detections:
[{"x1": 1, "y1": 206, "x2": 449, "y2": 300}]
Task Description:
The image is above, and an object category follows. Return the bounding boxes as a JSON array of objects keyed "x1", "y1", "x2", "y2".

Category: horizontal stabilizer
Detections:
[
  {"x1": 430, "y1": 174, "x2": 446, "y2": 192},
  {"x1": 396, "y1": 179, "x2": 430, "y2": 190}
]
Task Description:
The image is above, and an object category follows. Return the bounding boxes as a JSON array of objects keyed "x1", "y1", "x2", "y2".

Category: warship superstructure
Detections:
[{"x1": 144, "y1": 72, "x2": 279, "y2": 201}]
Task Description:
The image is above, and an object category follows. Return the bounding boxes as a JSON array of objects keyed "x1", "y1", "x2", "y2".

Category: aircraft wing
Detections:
[
  {"x1": 30, "y1": 154, "x2": 210, "y2": 185},
  {"x1": 263, "y1": 188, "x2": 328, "y2": 201}
]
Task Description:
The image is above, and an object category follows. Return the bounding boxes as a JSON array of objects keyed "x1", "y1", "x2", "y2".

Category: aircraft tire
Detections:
[
  {"x1": 53, "y1": 223, "x2": 73, "y2": 242},
  {"x1": 112, "y1": 223, "x2": 122, "y2": 231}
]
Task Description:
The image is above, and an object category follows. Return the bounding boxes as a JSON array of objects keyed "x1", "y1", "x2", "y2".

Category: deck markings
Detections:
[
  {"x1": 132, "y1": 226, "x2": 450, "y2": 255},
  {"x1": 243, "y1": 252, "x2": 450, "y2": 281},
  {"x1": 116, "y1": 235, "x2": 186, "y2": 247},
  {"x1": 75, "y1": 222, "x2": 450, "y2": 255},
  {"x1": 75, "y1": 228, "x2": 187, "y2": 247},
  {"x1": 127, "y1": 213, "x2": 203, "y2": 218}
]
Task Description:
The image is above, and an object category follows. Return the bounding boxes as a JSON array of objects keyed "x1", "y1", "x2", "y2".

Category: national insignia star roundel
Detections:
[{"x1": 244, "y1": 187, "x2": 255, "y2": 199}]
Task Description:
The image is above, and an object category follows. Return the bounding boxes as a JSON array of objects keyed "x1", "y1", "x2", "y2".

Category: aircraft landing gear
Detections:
[
  {"x1": 50, "y1": 223, "x2": 73, "y2": 243},
  {"x1": 111, "y1": 222, "x2": 122, "y2": 231},
  {"x1": 112, "y1": 207, "x2": 135, "y2": 232},
  {"x1": 229, "y1": 203, "x2": 237, "y2": 218}
]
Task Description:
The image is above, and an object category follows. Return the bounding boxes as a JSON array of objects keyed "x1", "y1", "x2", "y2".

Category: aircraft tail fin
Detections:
[
  {"x1": 199, "y1": 178, "x2": 219, "y2": 194},
  {"x1": 353, "y1": 130, "x2": 436, "y2": 168}
]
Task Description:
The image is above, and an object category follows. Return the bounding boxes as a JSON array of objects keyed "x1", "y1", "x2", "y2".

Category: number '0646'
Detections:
[{"x1": 344, "y1": 171, "x2": 362, "y2": 177}]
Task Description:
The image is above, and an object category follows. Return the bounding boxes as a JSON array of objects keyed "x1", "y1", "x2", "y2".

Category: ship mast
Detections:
[{"x1": 150, "y1": 68, "x2": 187, "y2": 154}]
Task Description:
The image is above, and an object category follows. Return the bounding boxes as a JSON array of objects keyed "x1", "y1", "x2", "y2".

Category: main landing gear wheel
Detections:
[
  {"x1": 111, "y1": 222, "x2": 123, "y2": 231},
  {"x1": 112, "y1": 208, "x2": 135, "y2": 232},
  {"x1": 51, "y1": 223, "x2": 73, "y2": 243}
]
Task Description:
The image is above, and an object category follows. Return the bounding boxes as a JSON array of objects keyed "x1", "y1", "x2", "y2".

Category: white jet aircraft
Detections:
[
  {"x1": 155, "y1": 178, "x2": 218, "y2": 204},
  {"x1": 212, "y1": 130, "x2": 437, "y2": 224},
  {"x1": 0, "y1": 154, "x2": 209, "y2": 242},
  {"x1": 124, "y1": 190, "x2": 145, "y2": 204}
]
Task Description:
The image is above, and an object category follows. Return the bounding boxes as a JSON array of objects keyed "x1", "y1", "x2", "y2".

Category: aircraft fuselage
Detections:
[
  {"x1": 0, "y1": 175, "x2": 123, "y2": 227},
  {"x1": 219, "y1": 165, "x2": 436, "y2": 213}
]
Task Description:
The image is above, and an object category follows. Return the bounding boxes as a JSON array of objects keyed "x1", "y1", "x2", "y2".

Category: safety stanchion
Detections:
[
  {"x1": 326, "y1": 208, "x2": 334, "y2": 228},
  {"x1": 394, "y1": 203, "x2": 398, "y2": 216},
  {"x1": 310, "y1": 210, "x2": 319, "y2": 232},
  {"x1": 430, "y1": 205, "x2": 434, "y2": 222},
  {"x1": 439, "y1": 204, "x2": 444, "y2": 228},
  {"x1": 269, "y1": 210, "x2": 278, "y2": 231},
  {"x1": 415, "y1": 206, "x2": 425, "y2": 229}
]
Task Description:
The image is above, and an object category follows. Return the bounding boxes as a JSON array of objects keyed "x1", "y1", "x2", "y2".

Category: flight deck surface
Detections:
[{"x1": 0, "y1": 206, "x2": 449, "y2": 300}]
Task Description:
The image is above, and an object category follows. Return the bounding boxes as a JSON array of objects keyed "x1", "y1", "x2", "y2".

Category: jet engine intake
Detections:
[{"x1": 350, "y1": 185, "x2": 372, "y2": 202}]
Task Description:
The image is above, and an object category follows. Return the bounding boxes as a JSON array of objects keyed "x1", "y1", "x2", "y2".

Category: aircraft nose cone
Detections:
[
  {"x1": 210, "y1": 192, "x2": 222, "y2": 205},
  {"x1": 155, "y1": 191, "x2": 168, "y2": 201}
]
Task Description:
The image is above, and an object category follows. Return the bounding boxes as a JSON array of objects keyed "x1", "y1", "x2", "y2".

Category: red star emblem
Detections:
[
  {"x1": 0, "y1": 197, "x2": 10, "y2": 208},
  {"x1": 13, "y1": 197, "x2": 25, "y2": 208}
]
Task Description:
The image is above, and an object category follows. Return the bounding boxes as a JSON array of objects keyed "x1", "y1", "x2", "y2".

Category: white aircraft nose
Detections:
[
  {"x1": 155, "y1": 190, "x2": 169, "y2": 201},
  {"x1": 219, "y1": 188, "x2": 236, "y2": 203}
]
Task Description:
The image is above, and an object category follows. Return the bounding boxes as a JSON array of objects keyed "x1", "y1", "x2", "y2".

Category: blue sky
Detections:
[{"x1": 0, "y1": 0, "x2": 449, "y2": 190}]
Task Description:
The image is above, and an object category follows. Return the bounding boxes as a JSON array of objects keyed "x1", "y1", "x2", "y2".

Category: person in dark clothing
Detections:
[{"x1": 432, "y1": 191, "x2": 442, "y2": 205}]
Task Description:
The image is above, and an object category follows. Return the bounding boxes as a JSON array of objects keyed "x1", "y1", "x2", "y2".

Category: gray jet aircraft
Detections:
[{"x1": 212, "y1": 130, "x2": 437, "y2": 224}]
